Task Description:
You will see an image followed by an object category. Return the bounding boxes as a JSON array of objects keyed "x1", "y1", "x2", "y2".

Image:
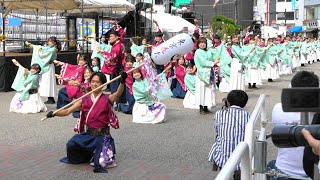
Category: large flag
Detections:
[
  {"x1": 143, "y1": 53, "x2": 172, "y2": 101},
  {"x1": 213, "y1": 0, "x2": 220, "y2": 8}
]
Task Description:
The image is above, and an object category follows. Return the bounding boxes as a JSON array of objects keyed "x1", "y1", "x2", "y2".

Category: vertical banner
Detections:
[{"x1": 292, "y1": 0, "x2": 296, "y2": 10}]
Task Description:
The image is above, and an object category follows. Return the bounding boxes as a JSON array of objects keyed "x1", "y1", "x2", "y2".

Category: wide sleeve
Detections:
[
  {"x1": 194, "y1": 49, "x2": 215, "y2": 68},
  {"x1": 130, "y1": 44, "x2": 145, "y2": 57},
  {"x1": 219, "y1": 47, "x2": 233, "y2": 82},
  {"x1": 133, "y1": 80, "x2": 155, "y2": 106},
  {"x1": 232, "y1": 45, "x2": 247, "y2": 63}
]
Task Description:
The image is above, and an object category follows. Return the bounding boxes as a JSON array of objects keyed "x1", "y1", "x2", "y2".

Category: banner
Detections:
[
  {"x1": 78, "y1": 23, "x2": 111, "y2": 38},
  {"x1": 292, "y1": 0, "x2": 296, "y2": 10},
  {"x1": 0, "y1": 18, "x2": 22, "y2": 26}
]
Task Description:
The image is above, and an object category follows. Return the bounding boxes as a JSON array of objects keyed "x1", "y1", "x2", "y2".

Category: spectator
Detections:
[
  {"x1": 267, "y1": 71, "x2": 318, "y2": 180},
  {"x1": 208, "y1": 90, "x2": 250, "y2": 180}
]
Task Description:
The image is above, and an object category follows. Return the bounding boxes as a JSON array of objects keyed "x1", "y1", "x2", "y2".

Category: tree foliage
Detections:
[{"x1": 211, "y1": 15, "x2": 241, "y2": 35}]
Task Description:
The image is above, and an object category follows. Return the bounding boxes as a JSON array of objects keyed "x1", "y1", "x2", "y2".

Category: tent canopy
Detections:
[
  {"x1": 287, "y1": 26, "x2": 302, "y2": 33},
  {"x1": 3, "y1": 0, "x2": 135, "y2": 17}
]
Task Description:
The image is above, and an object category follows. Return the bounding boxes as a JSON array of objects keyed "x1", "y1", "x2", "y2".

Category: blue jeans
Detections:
[
  {"x1": 267, "y1": 160, "x2": 309, "y2": 180},
  {"x1": 267, "y1": 160, "x2": 287, "y2": 180}
]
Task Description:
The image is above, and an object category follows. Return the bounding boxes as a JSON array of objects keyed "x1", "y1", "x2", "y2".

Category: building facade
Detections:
[
  {"x1": 193, "y1": 0, "x2": 254, "y2": 30},
  {"x1": 304, "y1": 0, "x2": 320, "y2": 37}
]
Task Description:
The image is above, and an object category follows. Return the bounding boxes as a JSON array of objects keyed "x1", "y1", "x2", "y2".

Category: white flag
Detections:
[{"x1": 213, "y1": 0, "x2": 220, "y2": 8}]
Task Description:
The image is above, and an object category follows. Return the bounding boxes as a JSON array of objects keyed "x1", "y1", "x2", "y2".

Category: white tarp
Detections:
[
  {"x1": 142, "y1": 12, "x2": 197, "y2": 35},
  {"x1": 3, "y1": 0, "x2": 135, "y2": 17}
]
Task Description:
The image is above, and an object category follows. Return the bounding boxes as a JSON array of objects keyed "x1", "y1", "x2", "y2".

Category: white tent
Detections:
[
  {"x1": 142, "y1": 12, "x2": 197, "y2": 36},
  {"x1": 3, "y1": 0, "x2": 135, "y2": 17}
]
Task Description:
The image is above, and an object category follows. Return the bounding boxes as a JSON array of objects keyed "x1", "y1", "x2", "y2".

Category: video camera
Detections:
[{"x1": 272, "y1": 87, "x2": 320, "y2": 148}]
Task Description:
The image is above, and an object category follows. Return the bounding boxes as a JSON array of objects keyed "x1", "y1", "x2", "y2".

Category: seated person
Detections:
[
  {"x1": 10, "y1": 60, "x2": 47, "y2": 113},
  {"x1": 267, "y1": 71, "x2": 317, "y2": 180},
  {"x1": 132, "y1": 68, "x2": 166, "y2": 124},
  {"x1": 208, "y1": 90, "x2": 250, "y2": 180}
]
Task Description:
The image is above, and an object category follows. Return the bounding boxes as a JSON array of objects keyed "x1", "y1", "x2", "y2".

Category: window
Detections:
[
  {"x1": 155, "y1": 0, "x2": 163, "y2": 5},
  {"x1": 306, "y1": 7, "x2": 317, "y2": 20},
  {"x1": 277, "y1": 0, "x2": 285, "y2": 2},
  {"x1": 277, "y1": 12, "x2": 294, "y2": 20},
  {"x1": 295, "y1": 9, "x2": 299, "y2": 19}
]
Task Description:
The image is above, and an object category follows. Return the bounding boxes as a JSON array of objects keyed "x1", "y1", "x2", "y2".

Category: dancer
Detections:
[
  {"x1": 100, "y1": 29, "x2": 125, "y2": 95},
  {"x1": 118, "y1": 56, "x2": 135, "y2": 114},
  {"x1": 130, "y1": 37, "x2": 151, "y2": 57},
  {"x1": 168, "y1": 55, "x2": 187, "y2": 99},
  {"x1": 91, "y1": 34, "x2": 112, "y2": 69},
  {"x1": 91, "y1": 57, "x2": 101, "y2": 72},
  {"x1": 46, "y1": 71, "x2": 127, "y2": 173},
  {"x1": 25, "y1": 36, "x2": 60, "y2": 104},
  {"x1": 55, "y1": 54, "x2": 87, "y2": 112},
  {"x1": 194, "y1": 37, "x2": 219, "y2": 114},
  {"x1": 10, "y1": 59, "x2": 47, "y2": 113},
  {"x1": 183, "y1": 63, "x2": 198, "y2": 109},
  {"x1": 132, "y1": 68, "x2": 166, "y2": 124}
]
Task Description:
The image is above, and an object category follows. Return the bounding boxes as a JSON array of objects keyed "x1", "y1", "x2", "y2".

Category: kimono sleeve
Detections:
[{"x1": 194, "y1": 49, "x2": 215, "y2": 68}]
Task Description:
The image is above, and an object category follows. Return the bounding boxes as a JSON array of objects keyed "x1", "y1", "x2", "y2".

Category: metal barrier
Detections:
[{"x1": 215, "y1": 94, "x2": 267, "y2": 180}]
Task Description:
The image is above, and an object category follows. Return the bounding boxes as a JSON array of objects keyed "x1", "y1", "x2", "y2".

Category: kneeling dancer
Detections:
[{"x1": 46, "y1": 71, "x2": 127, "y2": 173}]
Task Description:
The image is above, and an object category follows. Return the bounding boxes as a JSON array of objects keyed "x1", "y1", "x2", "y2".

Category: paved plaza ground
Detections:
[{"x1": 1, "y1": 63, "x2": 320, "y2": 180}]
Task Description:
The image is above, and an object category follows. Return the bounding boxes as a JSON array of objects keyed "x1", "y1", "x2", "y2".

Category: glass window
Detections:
[
  {"x1": 278, "y1": 0, "x2": 285, "y2": 2},
  {"x1": 277, "y1": 12, "x2": 294, "y2": 20},
  {"x1": 306, "y1": 8, "x2": 315, "y2": 20},
  {"x1": 155, "y1": 0, "x2": 163, "y2": 5}
]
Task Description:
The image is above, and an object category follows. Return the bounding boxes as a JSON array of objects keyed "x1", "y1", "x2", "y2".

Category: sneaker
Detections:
[{"x1": 106, "y1": 162, "x2": 117, "y2": 169}]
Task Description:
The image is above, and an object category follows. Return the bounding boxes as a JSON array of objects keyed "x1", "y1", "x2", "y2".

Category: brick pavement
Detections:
[{"x1": 0, "y1": 144, "x2": 218, "y2": 180}]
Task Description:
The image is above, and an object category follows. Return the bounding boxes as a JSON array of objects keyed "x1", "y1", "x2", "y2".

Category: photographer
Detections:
[
  {"x1": 267, "y1": 71, "x2": 319, "y2": 180},
  {"x1": 208, "y1": 90, "x2": 250, "y2": 180},
  {"x1": 302, "y1": 129, "x2": 320, "y2": 156}
]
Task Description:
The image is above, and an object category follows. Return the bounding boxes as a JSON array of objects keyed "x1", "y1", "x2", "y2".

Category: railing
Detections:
[{"x1": 215, "y1": 94, "x2": 267, "y2": 180}]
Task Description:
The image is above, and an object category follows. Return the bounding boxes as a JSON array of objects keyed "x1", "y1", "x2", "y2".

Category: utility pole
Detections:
[
  {"x1": 284, "y1": 8, "x2": 287, "y2": 26},
  {"x1": 234, "y1": 0, "x2": 237, "y2": 24},
  {"x1": 1, "y1": 1, "x2": 5, "y2": 56}
]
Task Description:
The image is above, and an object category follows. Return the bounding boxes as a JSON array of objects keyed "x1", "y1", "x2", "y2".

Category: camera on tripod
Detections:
[{"x1": 272, "y1": 87, "x2": 320, "y2": 148}]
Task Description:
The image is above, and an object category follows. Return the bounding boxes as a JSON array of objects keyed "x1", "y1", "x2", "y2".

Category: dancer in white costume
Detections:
[
  {"x1": 246, "y1": 36, "x2": 263, "y2": 89},
  {"x1": 183, "y1": 64, "x2": 199, "y2": 109},
  {"x1": 229, "y1": 35, "x2": 253, "y2": 91},
  {"x1": 132, "y1": 68, "x2": 166, "y2": 124},
  {"x1": 25, "y1": 36, "x2": 60, "y2": 104},
  {"x1": 194, "y1": 37, "x2": 220, "y2": 114},
  {"x1": 10, "y1": 59, "x2": 47, "y2": 113},
  {"x1": 300, "y1": 37, "x2": 308, "y2": 66},
  {"x1": 263, "y1": 38, "x2": 280, "y2": 82}
]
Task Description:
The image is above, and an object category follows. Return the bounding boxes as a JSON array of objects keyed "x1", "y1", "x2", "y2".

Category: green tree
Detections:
[{"x1": 211, "y1": 15, "x2": 241, "y2": 35}]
